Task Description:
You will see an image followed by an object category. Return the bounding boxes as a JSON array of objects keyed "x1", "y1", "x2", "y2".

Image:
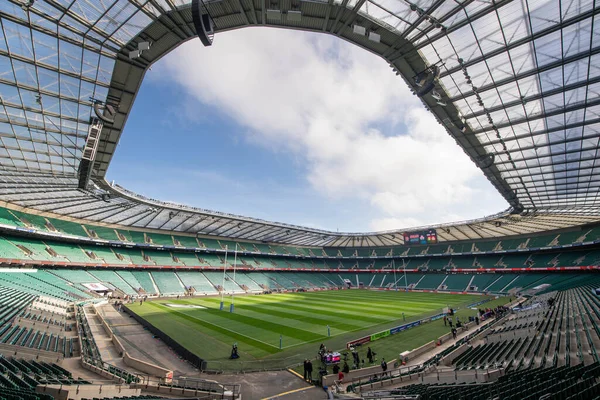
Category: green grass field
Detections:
[{"x1": 127, "y1": 290, "x2": 506, "y2": 370}]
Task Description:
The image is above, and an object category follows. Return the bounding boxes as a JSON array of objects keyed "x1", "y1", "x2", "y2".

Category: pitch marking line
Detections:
[
  {"x1": 287, "y1": 368, "x2": 304, "y2": 380},
  {"x1": 261, "y1": 385, "x2": 314, "y2": 400},
  {"x1": 155, "y1": 303, "x2": 286, "y2": 349},
  {"x1": 158, "y1": 304, "x2": 427, "y2": 350}
]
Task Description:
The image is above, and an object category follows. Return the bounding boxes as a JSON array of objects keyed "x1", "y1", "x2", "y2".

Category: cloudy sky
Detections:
[{"x1": 107, "y1": 28, "x2": 508, "y2": 233}]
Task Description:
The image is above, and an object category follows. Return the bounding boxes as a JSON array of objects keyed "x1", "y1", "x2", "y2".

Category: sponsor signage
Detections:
[
  {"x1": 390, "y1": 320, "x2": 421, "y2": 335},
  {"x1": 429, "y1": 313, "x2": 445, "y2": 322},
  {"x1": 346, "y1": 336, "x2": 371, "y2": 348},
  {"x1": 370, "y1": 330, "x2": 391, "y2": 341}
]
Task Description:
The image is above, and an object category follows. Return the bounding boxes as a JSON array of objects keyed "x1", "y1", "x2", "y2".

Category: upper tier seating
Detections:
[
  {"x1": 143, "y1": 250, "x2": 180, "y2": 266},
  {"x1": 1, "y1": 206, "x2": 599, "y2": 260},
  {"x1": 88, "y1": 247, "x2": 130, "y2": 264}
]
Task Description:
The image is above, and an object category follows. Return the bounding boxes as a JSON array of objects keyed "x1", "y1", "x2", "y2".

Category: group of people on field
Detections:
[{"x1": 303, "y1": 343, "x2": 389, "y2": 385}]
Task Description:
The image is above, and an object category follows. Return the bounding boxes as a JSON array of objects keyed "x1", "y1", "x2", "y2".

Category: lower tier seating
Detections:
[
  {"x1": 0, "y1": 269, "x2": 594, "y2": 299},
  {"x1": 395, "y1": 362, "x2": 600, "y2": 400}
]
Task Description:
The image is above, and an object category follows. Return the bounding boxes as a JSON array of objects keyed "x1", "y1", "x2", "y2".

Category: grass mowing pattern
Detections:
[{"x1": 128, "y1": 290, "x2": 489, "y2": 363}]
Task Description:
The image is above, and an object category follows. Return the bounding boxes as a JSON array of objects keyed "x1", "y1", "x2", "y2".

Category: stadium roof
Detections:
[{"x1": 0, "y1": 0, "x2": 599, "y2": 246}]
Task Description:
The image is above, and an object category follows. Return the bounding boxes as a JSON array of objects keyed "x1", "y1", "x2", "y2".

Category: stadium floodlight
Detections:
[
  {"x1": 287, "y1": 10, "x2": 302, "y2": 21},
  {"x1": 368, "y1": 31, "x2": 381, "y2": 43},
  {"x1": 266, "y1": 9, "x2": 282, "y2": 19},
  {"x1": 138, "y1": 41, "x2": 151, "y2": 51},
  {"x1": 128, "y1": 42, "x2": 152, "y2": 60},
  {"x1": 432, "y1": 90, "x2": 446, "y2": 106},
  {"x1": 129, "y1": 50, "x2": 141, "y2": 60},
  {"x1": 353, "y1": 25, "x2": 366, "y2": 35}
]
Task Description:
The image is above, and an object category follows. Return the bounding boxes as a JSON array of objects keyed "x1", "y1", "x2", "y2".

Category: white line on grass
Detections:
[{"x1": 173, "y1": 310, "x2": 292, "y2": 350}]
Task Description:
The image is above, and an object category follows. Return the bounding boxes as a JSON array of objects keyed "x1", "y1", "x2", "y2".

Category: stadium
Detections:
[{"x1": 0, "y1": 0, "x2": 598, "y2": 399}]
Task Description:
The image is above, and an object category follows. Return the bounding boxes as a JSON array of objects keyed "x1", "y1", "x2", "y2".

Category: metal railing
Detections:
[
  {"x1": 147, "y1": 376, "x2": 242, "y2": 398},
  {"x1": 345, "y1": 312, "x2": 512, "y2": 394},
  {"x1": 85, "y1": 357, "x2": 143, "y2": 384}
]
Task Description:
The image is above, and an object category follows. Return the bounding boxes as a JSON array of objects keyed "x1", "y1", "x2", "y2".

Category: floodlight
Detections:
[
  {"x1": 287, "y1": 10, "x2": 302, "y2": 21},
  {"x1": 266, "y1": 9, "x2": 281, "y2": 19},
  {"x1": 353, "y1": 25, "x2": 366, "y2": 35},
  {"x1": 129, "y1": 50, "x2": 141, "y2": 60},
  {"x1": 368, "y1": 32, "x2": 381, "y2": 43},
  {"x1": 138, "y1": 41, "x2": 151, "y2": 51}
]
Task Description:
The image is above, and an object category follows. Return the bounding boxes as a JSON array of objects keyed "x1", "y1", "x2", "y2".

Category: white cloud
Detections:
[
  {"x1": 154, "y1": 28, "x2": 507, "y2": 231},
  {"x1": 369, "y1": 217, "x2": 425, "y2": 232}
]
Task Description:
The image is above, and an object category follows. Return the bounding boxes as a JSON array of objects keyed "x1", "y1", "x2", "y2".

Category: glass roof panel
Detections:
[
  {"x1": 410, "y1": 0, "x2": 600, "y2": 210},
  {"x1": 0, "y1": 0, "x2": 153, "y2": 175},
  {"x1": 0, "y1": 0, "x2": 597, "y2": 215}
]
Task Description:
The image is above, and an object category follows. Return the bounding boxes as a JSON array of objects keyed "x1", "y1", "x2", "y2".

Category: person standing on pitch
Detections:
[
  {"x1": 303, "y1": 360, "x2": 308, "y2": 381},
  {"x1": 306, "y1": 359, "x2": 313, "y2": 382},
  {"x1": 333, "y1": 364, "x2": 340, "y2": 375},
  {"x1": 367, "y1": 347, "x2": 374, "y2": 364},
  {"x1": 342, "y1": 361, "x2": 350, "y2": 374}
]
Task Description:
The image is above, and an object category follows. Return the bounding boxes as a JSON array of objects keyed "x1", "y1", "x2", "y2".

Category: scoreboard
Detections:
[{"x1": 403, "y1": 229, "x2": 438, "y2": 245}]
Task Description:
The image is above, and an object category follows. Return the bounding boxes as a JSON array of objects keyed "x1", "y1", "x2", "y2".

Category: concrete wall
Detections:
[
  {"x1": 94, "y1": 305, "x2": 173, "y2": 380},
  {"x1": 80, "y1": 359, "x2": 125, "y2": 383},
  {"x1": 134, "y1": 382, "x2": 238, "y2": 399},
  {"x1": 322, "y1": 359, "x2": 396, "y2": 387},
  {"x1": 124, "y1": 352, "x2": 173, "y2": 378},
  {"x1": 36, "y1": 383, "x2": 140, "y2": 400},
  {"x1": 400, "y1": 341, "x2": 437, "y2": 363}
]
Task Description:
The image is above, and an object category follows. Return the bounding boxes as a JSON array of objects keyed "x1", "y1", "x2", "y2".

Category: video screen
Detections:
[{"x1": 403, "y1": 229, "x2": 438, "y2": 245}]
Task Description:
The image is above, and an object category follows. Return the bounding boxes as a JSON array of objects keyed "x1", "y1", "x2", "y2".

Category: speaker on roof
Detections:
[
  {"x1": 93, "y1": 102, "x2": 116, "y2": 124},
  {"x1": 192, "y1": 0, "x2": 214, "y2": 47},
  {"x1": 476, "y1": 153, "x2": 495, "y2": 169},
  {"x1": 414, "y1": 65, "x2": 440, "y2": 97}
]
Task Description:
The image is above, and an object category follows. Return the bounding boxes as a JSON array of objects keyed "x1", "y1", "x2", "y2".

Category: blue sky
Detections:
[{"x1": 106, "y1": 28, "x2": 508, "y2": 232}]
